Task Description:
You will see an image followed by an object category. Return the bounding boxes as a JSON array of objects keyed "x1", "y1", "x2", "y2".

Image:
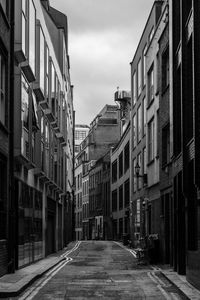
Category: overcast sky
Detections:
[{"x1": 50, "y1": 0, "x2": 154, "y2": 125}]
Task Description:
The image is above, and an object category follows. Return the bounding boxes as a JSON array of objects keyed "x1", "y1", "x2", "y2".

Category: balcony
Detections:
[
  {"x1": 29, "y1": 168, "x2": 44, "y2": 177},
  {"x1": 21, "y1": 60, "x2": 36, "y2": 83},
  {"x1": 39, "y1": 172, "x2": 50, "y2": 183},
  {"x1": 39, "y1": 99, "x2": 49, "y2": 110},
  {"x1": 56, "y1": 132, "x2": 65, "y2": 145},
  {"x1": 32, "y1": 82, "x2": 45, "y2": 103},
  {"x1": 44, "y1": 108, "x2": 55, "y2": 123}
]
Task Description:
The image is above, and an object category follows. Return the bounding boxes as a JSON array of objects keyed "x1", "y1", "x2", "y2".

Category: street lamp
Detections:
[
  {"x1": 134, "y1": 162, "x2": 147, "y2": 184},
  {"x1": 135, "y1": 162, "x2": 140, "y2": 177}
]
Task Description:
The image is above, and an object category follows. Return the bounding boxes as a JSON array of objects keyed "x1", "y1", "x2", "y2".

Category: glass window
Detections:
[
  {"x1": 132, "y1": 114, "x2": 136, "y2": 148},
  {"x1": 21, "y1": 75, "x2": 29, "y2": 158},
  {"x1": 45, "y1": 123, "x2": 49, "y2": 175},
  {"x1": 137, "y1": 104, "x2": 142, "y2": 143},
  {"x1": 0, "y1": 54, "x2": 6, "y2": 125},
  {"x1": 132, "y1": 72, "x2": 137, "y2": 106},
  {"x1": 148, "y1": 64, "x2": 154, "y2": 104},
  {"x1": 45, "y1": 46, "x2": 49, "y2": 99},
  {"x1": 135, "y1": 199, "x2": 140, "y2": 236},
  {"x1": 137, "y1": 152, "x2": 142, "y2": 190},
  {"x1": 162, "y1": 47, "x2": 169, "y2": 91},
  {"x1": 133, "y1": 158, "x2": 136, "y2": 192},
  {"x1": 149, "y1": 27, "x2": 154, "y2": 43},
  {"x1": 124, "y1": 179, "x2": 129, "y2": 207},
  {"x1": 39, "y1": 28, "x2": 45, "y2": 93},
  {"x1": 148, "y1": 118, "x2": 154, "y2": 162},
  {"x1": 29, "y1": 0, "x2": 36, "y2": 75},
  {"x1": 119, "y1": 185, "x2": 123, "y2": 210},
  {"x1": 143, "y1": 44, "x2": 147, "y2": 86},
  {"x1": 21, "y1": 75, "x2": 29, "y2": 130},
  {"x1": 112, "y1": 160, "x2": 117, "y2": 183},
  {"x1": 124, "y1": 142, "x2": 130, "y2": 172},
  {"x1": 143, "y1": 97, "x2": 146, "y2": 136},
  {"x1": 143, "y1": 147, "x2": 147, "y2": 174},
  {"x1": 75, "y1": 130, "x2": 87, "y2": 141},
  {"x1": 137, "y1": 58, "x2": 142, "y2": 96},
  {"x1": 119, "y1": 151, "x2": 123, "y2": 178},
  {"x1": 22, "y1": 0, "x2": 27, "y2": 56}
]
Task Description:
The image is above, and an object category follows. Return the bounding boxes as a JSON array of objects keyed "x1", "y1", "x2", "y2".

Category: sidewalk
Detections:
[
  {"x1": 120, "y1": 242, "x2": 200, "y2": 300},
  {"x1": 157, "y1": 265, "x2": 200, "y2": 300},
  {"x1": 0, "y1": 241, "x2": 77, "y2": 298}
]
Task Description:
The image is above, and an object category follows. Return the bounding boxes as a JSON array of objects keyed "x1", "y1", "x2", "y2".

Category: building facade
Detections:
[
  {"x1": 157, "y1": 9, "x2": 172, "y2": 264},
  {"x1": 74, "y1": 163, "x2": 83, "y2": 240},
  {"x1": 130, "y1": 1, "x2": 163, "y2": 247},
  {"x1": 74, "y1": 104, "x2": 121, "y2": 240},
  {"x1": 12, "y1": 0, "x2": 74, "y2": 270},
  {"x1": 0, "y1": 0, "x2": 14, "y2": 276},
  {"x1": 110, "y1": 90, "x2": 131, "y2": 241},
  {"x1": 74, "y1": 124, "x2": 89, "y2": 156},
  {"x1": 169, "y1": 0, "x2": 200, "y2": 289},
  {"x1": 145, "y1": 1, "x2": 169, "y2": 263}
]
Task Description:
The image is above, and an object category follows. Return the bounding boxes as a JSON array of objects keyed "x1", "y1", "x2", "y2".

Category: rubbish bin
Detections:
[{"x1": 122, "y1": 233, "x2": 130, "y2": 246}]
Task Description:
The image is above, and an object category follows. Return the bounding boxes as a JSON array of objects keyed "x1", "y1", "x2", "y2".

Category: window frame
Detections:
[{"x1": 148, "y1": 118, "x2": 155, "y2": 163}]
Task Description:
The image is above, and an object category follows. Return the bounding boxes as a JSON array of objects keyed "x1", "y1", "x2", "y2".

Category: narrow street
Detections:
[{"x1": 18, "y1": 241, "x2": 188, "y2": 300}]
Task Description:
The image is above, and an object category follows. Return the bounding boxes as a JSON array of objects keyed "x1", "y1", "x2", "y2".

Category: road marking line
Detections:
[
  {"x1": 61, "y1": 241, "x2": 81, "y2": 258},
  {"x1": 19, "y1": 241, "x2": 81, "y2": 300},
  {"x1": 114, "y1": 241, "x2": 138, "y2": 258},
  {"x1": 148, "y1": 272, "x2": 171, "y2": 300}
]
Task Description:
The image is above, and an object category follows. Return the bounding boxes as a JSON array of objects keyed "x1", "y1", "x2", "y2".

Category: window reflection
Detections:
[
  {"x1": 18, "y1": 182, "x2": 43, "y2": 267},
  {"x1": 40, "y1": 28, "x2": 45, "y2": 93},
  {"x1": 29, "y1": 0, "x2": 36, "y2": 75},
  {"x1": 22, "y1": 0, "x2": 27, "y2": 56},
  {"x1": 21, "y1": 75, "x2": 29, "y2": 158}
]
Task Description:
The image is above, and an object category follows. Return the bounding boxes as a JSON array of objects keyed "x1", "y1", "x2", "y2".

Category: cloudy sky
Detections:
[{"x1": 50, "y1": 0, "x2": 154, "y2": 125}]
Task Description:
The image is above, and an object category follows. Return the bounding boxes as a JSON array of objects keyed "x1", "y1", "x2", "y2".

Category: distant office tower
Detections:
[{"x1": 75, "y1": 124, "x2": 90, "y2": 156}]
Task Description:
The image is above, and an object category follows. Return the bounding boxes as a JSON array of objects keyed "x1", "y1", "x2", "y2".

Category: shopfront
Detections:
[{"x1": 16, "y1": 180, "x2": 43, "y2": 268}]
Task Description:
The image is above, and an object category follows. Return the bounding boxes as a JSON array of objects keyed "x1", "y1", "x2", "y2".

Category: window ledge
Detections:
[
  {"x1": 147, "y1": 159, "x2": 155, "y2": 167},
  {"x1": 147, "y1": 98, "x2": 154, "y2": 109},
  {"x1": 161, "y1": 84, "x2": 169, "y2": 96}
]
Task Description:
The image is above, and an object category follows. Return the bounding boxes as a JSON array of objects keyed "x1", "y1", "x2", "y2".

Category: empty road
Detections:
[{"x1": 19, "y1": 241, "x2": 188, "y2": 300}]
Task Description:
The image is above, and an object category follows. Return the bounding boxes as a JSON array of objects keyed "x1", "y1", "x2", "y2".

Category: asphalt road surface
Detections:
[{"x1": 19, "y1": 241, "x2": 188, "y2": 299}]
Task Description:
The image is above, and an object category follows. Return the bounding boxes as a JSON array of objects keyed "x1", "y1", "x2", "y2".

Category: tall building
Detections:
[
  {"x1": 130, "y1": 0, "x2": 163, "y2": 247},
  {"x1": 0, "y1": 0, "x2": 14, "y2": 276},
  {"x1": 74, "y1": 124, "x2": 89, "y2": 156},
  {"x1": 75, "y1": 104, "x2": 121, "y2": 240},
  {"x1": 169, "y1": 0, "x2": 200, "y2": 289},
  {"x1": 11, "y1": 0, "x2": 74, "y2": 271},
  {"x1": 110, "y1": 90, "x2": 131, "y2": 241},
  {"x1": 157, "y1": 6, "x2": 171, "y2": 265},
  {"x1": 145, "y1": 1, "x2": 169, "y2": 263}
]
